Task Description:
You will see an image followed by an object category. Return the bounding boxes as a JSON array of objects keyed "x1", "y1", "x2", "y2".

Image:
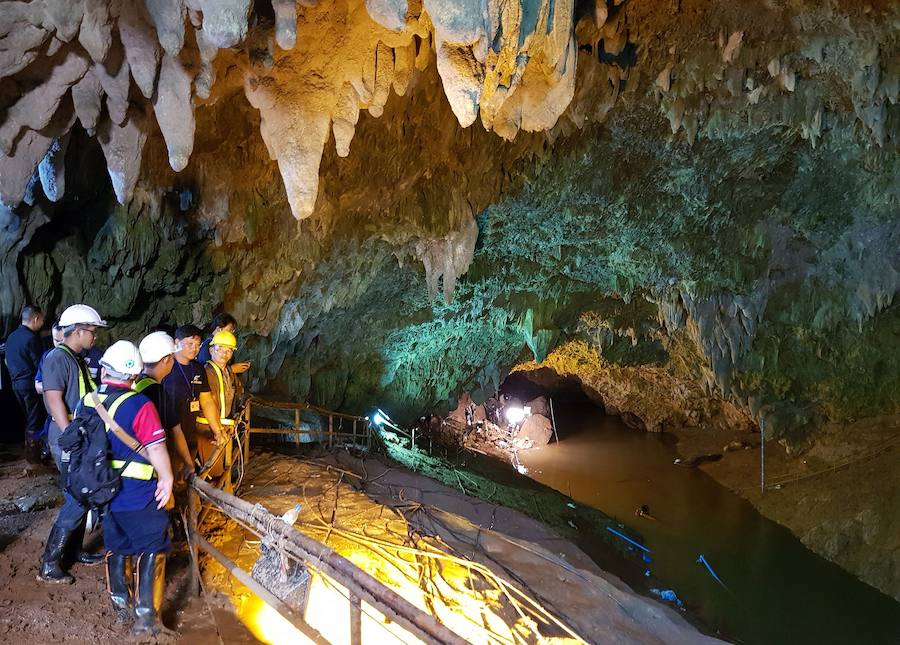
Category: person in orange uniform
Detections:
[{"x1": 195, "y1": 330, "x2": 243, "y2": 481}]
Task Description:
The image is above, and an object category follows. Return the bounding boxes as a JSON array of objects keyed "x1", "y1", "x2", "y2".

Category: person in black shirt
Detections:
[
  {"x1": 136, "y1": 332, "x2": 193, "y2": 481},
  {"x1": 162, "y1": 325, "x2": 216, "y2": 470},
  {"x1": 4, "y1": 305, "x2": 46, "y2": 462}
]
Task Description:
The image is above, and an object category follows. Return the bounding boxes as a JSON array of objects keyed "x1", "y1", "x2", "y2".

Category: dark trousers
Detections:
[
  {"x1": 12, "y1": 383, "x2": 46, "y2": 443},
  {"x1": 53, "y1": 490, "x2": 89, "y2": 532},
  {"x1": 103, "y1": 508, "x2": 171, "y2": 555}
]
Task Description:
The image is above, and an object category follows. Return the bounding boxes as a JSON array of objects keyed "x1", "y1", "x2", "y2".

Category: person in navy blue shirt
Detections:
[
  {"x1": 3, "y1": 305, "x2": 46, "y2": 462},
  {"x1": 197, "y1": 312, "x2": 250, "y2": 374},
  {"x1": 162, "y1": 325, "x2": 219, "y2": 468},
  {"x1": 86, "y1": 341, "x2": 173, "y2": 635}
]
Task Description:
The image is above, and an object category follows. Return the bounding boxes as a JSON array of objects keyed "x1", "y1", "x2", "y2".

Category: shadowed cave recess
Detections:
[{"x1": 1, "y1": 0, "x2": 898, "y2": 612}]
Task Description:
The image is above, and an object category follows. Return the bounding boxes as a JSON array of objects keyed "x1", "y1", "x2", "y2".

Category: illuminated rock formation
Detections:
[{"x1": 1, "y1": 0, "x2": 898, "y2": 599}]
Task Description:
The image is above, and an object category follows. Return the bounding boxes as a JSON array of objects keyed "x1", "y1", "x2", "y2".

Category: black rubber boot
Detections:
[
  {"x1": 133, "y1": 552, "x2": 166, "y2": 635},
  {"x1": 68, "y1": 520, "x2": 104, "y2": 565},
  {"x1": 76, "y1": 550, "x2": 105, "y2": 565},
  {"x1": 37, "y1": 525, "x2": 74, "y2": 584},
  {"x1": 24, "y1": 440, "x2": 43, "y2": 464},
  {"x1": 106, "y1": 552, "x2": 133, "y2": 623}
]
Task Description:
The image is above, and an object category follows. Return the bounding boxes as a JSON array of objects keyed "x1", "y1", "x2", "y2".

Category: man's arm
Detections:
[
  {"x1": 145, "y1": 443, "x2": 174, "y2": 510},
  {"x1": 199, "y1": 390, "x2": 225, "y2": 443}
]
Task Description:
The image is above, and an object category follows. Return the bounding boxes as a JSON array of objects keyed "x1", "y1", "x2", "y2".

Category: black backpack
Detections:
[{"x1": 58, "y1": 390, "x2": 138, "y2": 510}]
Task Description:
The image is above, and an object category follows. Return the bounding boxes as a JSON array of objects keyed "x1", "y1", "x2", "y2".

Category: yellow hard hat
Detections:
[{"x1": 211, "y1": 330, "x2": 237, "y2": 349}]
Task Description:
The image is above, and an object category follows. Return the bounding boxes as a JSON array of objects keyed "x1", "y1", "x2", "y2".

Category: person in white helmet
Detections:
[
  {"x1": 38, "y1": 304, "x2": 107, "y2": 583},
  {"x1": 135, "y1": 332, "x2": 194, "y2": 483},
  {"x1": 85, "y1": 341, "x2": 174, "y2": 635}
]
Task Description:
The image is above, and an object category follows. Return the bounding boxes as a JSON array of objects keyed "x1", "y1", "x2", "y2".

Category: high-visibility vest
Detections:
[
  {"x1": 197, "y1": 361, "x2": 235, "y2": 426},
  {"x1": 57, "y1": 345, "x2": 96, "y2": 421},
  {"x1": 83, "y1": 390, "x2": 155, "y2": 480},
  {"x1": 132, "y1": 376, "x2": 156, "y2": 394}
]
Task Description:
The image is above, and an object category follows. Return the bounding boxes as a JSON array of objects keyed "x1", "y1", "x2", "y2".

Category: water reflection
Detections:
[{"x1": 517, "y1": 399, "x2": 900, "y2": 645}]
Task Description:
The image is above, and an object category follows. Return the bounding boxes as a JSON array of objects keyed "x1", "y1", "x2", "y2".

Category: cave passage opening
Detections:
[{"x1": 495, "y1": 369, "x2": 900, "y2": 644}]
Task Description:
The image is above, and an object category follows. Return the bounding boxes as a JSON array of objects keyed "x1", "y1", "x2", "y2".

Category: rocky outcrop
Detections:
[
  {"x1": 0, "y1": 0, "x2": 582, "y2": 221},
  {"x1": 1, "y1": 0, "x2": 898, "y2": 439}
]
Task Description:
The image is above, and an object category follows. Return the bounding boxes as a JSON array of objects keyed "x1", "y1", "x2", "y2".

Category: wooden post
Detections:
[
  {"x1": 294, "y1": 409, "x2": 301, "y2": 450},
  {"x1": 243, "y1": 402, "x2": 251, "y2": 464},
  {"x1": 328, "y1": 414, "x2": 334, "y2": 449},
  {"x1": 187, "y1": 488, "x2": 201, "y2": 596},
  {"x1": 352, "y1": 419, "x2": 357, "y2": 443},
  {"x1": 349, "y1": 593, "x2": 362, "y2": 645}
]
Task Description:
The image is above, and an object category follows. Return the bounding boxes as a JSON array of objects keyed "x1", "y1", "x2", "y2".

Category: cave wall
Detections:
[{"x1": 0, "y1": 0, "x2": 897, "y2": 448}]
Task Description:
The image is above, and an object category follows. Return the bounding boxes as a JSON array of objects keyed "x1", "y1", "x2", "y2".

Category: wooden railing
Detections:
[
  {"x1": 245, "y1": 398, "x2": 375, "y2": 453},
  {"x1": 194, "y1": 397, "x2": 375, "y2": 497}
]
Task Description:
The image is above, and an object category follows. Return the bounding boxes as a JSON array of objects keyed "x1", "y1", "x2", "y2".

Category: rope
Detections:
[{"x1": 740, "y1": 430, "x2": 900, "y2": 492}]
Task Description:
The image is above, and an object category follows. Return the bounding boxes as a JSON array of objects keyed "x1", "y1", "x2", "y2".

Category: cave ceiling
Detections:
[{"x1": 1, "y1": 0, "x2": 898, "y2": 442}]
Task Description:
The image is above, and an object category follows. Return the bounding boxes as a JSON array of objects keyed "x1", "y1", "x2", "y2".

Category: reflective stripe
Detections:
[
  {"x1": 110, "y1": 460, "x2": 155, "y2": 480},
  {"x1": 196, "y1": 417, "x2": 234, "y2": 426},
  {"x1": 203, "y1": 361, "x2": 234, "y2": 426},
  {"x1": 83, "y1": 390, "x2": 137, "y2": 419},
  {"x1": 132, "y1": 376, "x2": 156, "y2": 393},
  {"x1": 208, "y1": 362, "x2": 227, "y2": 414}
]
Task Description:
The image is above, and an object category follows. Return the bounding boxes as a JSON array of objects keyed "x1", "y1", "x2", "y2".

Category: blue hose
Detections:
[
  {"x1": 697, "y1": 554, "x2": 728, "y2": 589},
  {"x1": 606, "y1": 527, "x2": 651, "y2": 553}
]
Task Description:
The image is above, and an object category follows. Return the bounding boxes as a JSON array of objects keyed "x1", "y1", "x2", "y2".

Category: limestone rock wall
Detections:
[
  {"x1": 0, "y1": 0, "x2": 579, "y2": 220},
  {"x1": 0, "y1": 0, "x2": 897, "y2": 451}
]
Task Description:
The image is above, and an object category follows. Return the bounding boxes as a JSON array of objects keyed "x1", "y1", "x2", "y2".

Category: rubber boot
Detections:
[
  {"x1": 68, "y1": 520, "x2": 104, "y2": 565},
  {"x1": 37, "y1": 525, "x2": 74, "y2": 584},
  {"x1": 24, "y1": 440, "x2": 43, "y2": 464},
  {"x1": 106, "y1": 552, "x2": 133, "y2": 623},
  {"x1": 133, "y1": 552, "x2": 166, "y2": 635}
]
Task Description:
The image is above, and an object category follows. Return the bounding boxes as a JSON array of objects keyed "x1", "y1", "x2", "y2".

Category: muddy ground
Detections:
[{"x1": 0, "y1": 444, "x2": 256, "y2": 644}]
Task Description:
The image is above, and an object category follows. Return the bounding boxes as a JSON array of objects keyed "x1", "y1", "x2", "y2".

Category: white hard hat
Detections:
[
  {"x1": 100, "y1": 341, "x2": 143, "y2": 376},
  {"x1": 59, "y1": 304, "x2": 107, "y2": 327},
  {"x1": 138, "y1": 331, "x2": 176, "y2": 364}
]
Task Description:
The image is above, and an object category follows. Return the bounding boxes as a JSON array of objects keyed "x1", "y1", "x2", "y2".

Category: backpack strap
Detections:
[{"x1": 87, "y1": 391, "x2": 148, "y2": 459}]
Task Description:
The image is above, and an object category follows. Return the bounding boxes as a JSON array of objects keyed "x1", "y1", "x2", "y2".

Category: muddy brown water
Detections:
[{"x1": 515, "y1": 398, "x2": 900, "y2": 645}]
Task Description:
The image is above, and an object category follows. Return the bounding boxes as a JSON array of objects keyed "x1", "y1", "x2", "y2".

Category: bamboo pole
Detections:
[
  {"x1": 243, "y1": 402, "x2": 251, "y2": 464},
  {"x1": 186, "y1": 488, "x2": 201, "y2": 596},
  {"x1": 189, "y1": 476, "x2": 467, "y2": 645},
  {"x1": 349, "y1": 593, "x2": 362, "y2": 645},
  {"x1": 196, "y1": 534, "x2": 329, "y2": 644},
  {"x1": 224, "y1": 439, "x2": 233, "y2": 494},
  {"x1": 295, "y1": 408, "x2": 301, "y2": 450}
]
